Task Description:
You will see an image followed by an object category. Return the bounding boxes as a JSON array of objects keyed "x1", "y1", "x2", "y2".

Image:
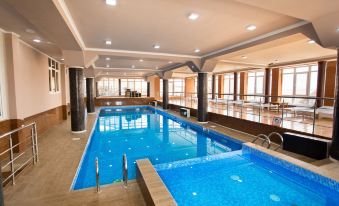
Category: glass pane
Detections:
[
  {"x1": 295, "y1": 73, "x2": 308, "y2": 95},
  {"x1": 283, "y1": 68, "x2": 294, "y2": 74},
  {"x1": 311, "y1": 65, "x2": 318, "y2": 72},
  {"x1": 309, "y1": 71, "x2": 318, "y2": 96},
  {"x1": 282, "y1": 73, "x2": 294, "y2": 95},
  {"x1": 296, "y1": 67, "x2": 309, "y2": 73},
  {"x1": 256, "y1": 76, "x2": 264, "y2": 94},
  {"x1": 247, "y1": 76, "x2": 255, "y2": 94}
]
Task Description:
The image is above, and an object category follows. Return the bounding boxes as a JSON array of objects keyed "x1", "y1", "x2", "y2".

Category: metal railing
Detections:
[
  {"x1": 95, "y1": 157, "x2": 100, "y2": 193},
  {"x1": 122, "y1": 154, "x2": 128, "y2": 188},
  {"x1": 167, "y1": 93, "x2": 335, "y2": 138},
  {"x1": 0, "y1": 122, "x2": 38, "y2": 185}
]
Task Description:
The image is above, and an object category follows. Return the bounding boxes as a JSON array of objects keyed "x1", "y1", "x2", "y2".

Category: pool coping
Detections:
[{"x1": 136, "y1": 159, "x2": 177, "y2": 206}]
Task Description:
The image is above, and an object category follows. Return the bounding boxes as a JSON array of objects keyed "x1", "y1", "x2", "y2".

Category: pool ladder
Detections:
[
  {"x1": 95, "y1": 154, "x2": 128, "y2": 193},
  {"x1": 252, "y1": 132, "x2": 284, "y2": 151}
]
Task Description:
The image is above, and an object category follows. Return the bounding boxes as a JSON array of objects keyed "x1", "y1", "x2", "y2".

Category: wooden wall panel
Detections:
[
  {"x1": 95, "y1": 97, "x2": 155, "y2": 106},
  {"x1": 271, "y1": 68, "x2": 282, "y2": 103},
  {"x1": 324, "y1": 61, "x2": 337, "y2": 106}
]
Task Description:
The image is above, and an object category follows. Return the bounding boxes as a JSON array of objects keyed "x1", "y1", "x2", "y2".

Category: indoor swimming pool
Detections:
[{"x1": 72, "y1": 106, "x2": 242, "y2": 190}]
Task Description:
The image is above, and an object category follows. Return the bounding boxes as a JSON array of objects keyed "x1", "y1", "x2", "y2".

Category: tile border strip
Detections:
[{"x1": 243, "y1": 142, "x2": 339, "y2": 193}]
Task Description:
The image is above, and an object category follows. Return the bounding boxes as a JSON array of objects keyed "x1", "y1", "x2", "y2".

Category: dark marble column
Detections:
[
  {"x1": 264, "y1": 68, "x2": 271, "y2": 103},
  {"x1": 86, "y1": 78, "x2": 95, "y2": 113},
  {"x1": 233, "y1": 72, "x2": 238, "y2": 101},
  {"x1": 147, "y1": 82, "x2": 150, "y2": 97},
  {"x1": 69, "y1": 67, "x2": 86, "y2": 132},
  {"x1": 118, "y1": 79, "x2": 122, "y2": 96},
  {"x1": 198, "y1": 72, "x2": 208, "y2": 122},
  {"x1": 95, "y1": 81, "x2": 99, "y2": 97},
  {"x1": 330, "y1": 49, "x2": 339, "y2": 161},
  {"x1": 211, "y1": 75, "x2": 216, "y2": 100},
  {"x1": 316, "y1": 61, "x2": 327, "y2": 107},
  {"x1": 162, "y1": 79, "x2": 169, "y2": 109}
]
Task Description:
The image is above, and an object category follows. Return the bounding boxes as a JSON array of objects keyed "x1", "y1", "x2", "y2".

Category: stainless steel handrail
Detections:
[
  {"x1": 268, "y1": 132, "x2": 284, "y2": 151},
  {"x1": 122, "y1": 154, "x2": 128, "y2": 188},
  {"x1": 252, "y1": 134, "x2": 271, "y2": 149},
  {"x1": 95, "y1": 157, "x2": 100, "y2": 193},
  {"x1": 0, "y1": 122, "x2": 38, "y2": 185}
]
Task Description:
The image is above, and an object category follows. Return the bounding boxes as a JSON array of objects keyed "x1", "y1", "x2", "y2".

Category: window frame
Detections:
[{"x1": 48, "y1": 58, "x2": 60, "y2": 94}]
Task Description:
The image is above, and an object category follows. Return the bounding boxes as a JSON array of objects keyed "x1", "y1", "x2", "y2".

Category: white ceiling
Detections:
[{"x1": 0, "y1": 0, "x2": 337, "y2": 78}]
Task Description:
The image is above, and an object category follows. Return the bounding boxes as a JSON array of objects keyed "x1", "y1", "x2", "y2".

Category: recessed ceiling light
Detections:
[
  {"x1": 188, "y1": 13, "x2": 199, "y2": 20},
  {"x1": 194, "y1": 48, "x2": 200, "y2": 53},
  {"x1": 139, "y1": 59, "x2": 144, "y2": 62},
  {"x1": 241, "y1": 56, "x2": 247, "y2": 59},
  {"x1": 246, "y1": 25, "x2": 257, "y2": 31},
  {"x1": 168, "y1": 61, "x2": 173, "y2": 64},
  {"x1": 106, "y1": 0, "x2": 117, "y2": 6},
  {"x1": 106, "y1": 64, "x2": 110, "y2": 68},
  {"x1": 153, "y1": 44, "x2": 160, "y2": 49},
  {"x1": 308, "y1": 40, "x2": 316, "y2": 44},
  {"x1": 336, "y1": 27, "x2": 339, "y2": 33},
  {"x1": 105, "y1": 40, "x2": 112, "y2": 45},
  {"x1": 33, "y1": 39, "x2": 41, "y2": 43},
  {"x1": 131, "y1": 65, "x2": 135, "y2": 69},
  {"x1": 106, "y1": 57, "x2": 111, "y2": 60},
  {"x1": 61, "y1": 58, "x2": 64, "y2": 61},
  {"x1": 155, "y1": 66, "x2": 159, "y2": 69}
]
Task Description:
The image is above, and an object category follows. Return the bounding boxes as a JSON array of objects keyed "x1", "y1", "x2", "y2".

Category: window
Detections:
[
  {"x1": 281, "y1": 65, "x2": 318, "y2": 105},
  {"x1": 121, "y1": 79, "x2": 148, "y2": 96},
  {"x1": 160, "y1": 79, "x2": 185, "y2": 97},
  {"x1": 247, "y1": 71, "x2": 265, "y2": 101},
  {"x1": 48, "y1": 58, "x2": 60, "y2": 93},
  {"x1": 223, "y1": 73, "x2": 234, "y2": 94},
  {"x1": 98, "y1": 77, "x2": 119, "y2": 96}
]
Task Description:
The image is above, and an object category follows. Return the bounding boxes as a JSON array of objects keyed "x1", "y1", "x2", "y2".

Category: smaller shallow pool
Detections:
[{"x1": 156, "y1": 145, "x2": 339, "y2": 206}]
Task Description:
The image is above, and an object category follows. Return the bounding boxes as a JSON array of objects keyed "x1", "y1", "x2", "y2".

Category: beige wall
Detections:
[{"x1": 1, "y1": 32, "x2": 66, "y2": 120}]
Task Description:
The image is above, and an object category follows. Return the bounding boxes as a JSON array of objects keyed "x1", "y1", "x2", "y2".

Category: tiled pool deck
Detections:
[{"x1": 3, "y1": 105, "x2": 339, "y2": 205}]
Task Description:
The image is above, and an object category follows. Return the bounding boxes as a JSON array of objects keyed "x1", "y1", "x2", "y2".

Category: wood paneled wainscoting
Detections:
[
  {"x1": 95, "y1": 97, "x2": 155, "y2": 106},
  {"x1": 0, "y1": 105, "x2": 69, "y2": 156}
]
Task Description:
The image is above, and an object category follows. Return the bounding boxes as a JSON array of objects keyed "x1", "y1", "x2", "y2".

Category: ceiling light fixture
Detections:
[
  {"x1": 106, "y1": 0, "x2": 117, "y2": 6},
  {"x1": 241, "y1": 56, "x2": 247, "y2": 59},
  {"x1": 33, "y1": 39, "x2": 41, "y2": 43},
  {"x1": 168, "y1": 61, "x2": 173, "y2": 64},
  {"x1": 336, "y1": 27, "x2": 339, "y2": 33},
  {"x1": 106, "y1": 57, "x2": 111, "y2": 60},
  {"x1": 131, "y1": 65, "x2": 135, "y2": 69},
  {"x1": 106, "y1": 64, "x2": 110, "y2": 68},
  {"x1": 246, "y1": 24, "x2": 257, "y2": 31},
  {"x1": 308, "y1": 40, "x2": 316, "y2": 44},
  {"x1": 153, "y1": 44, "x2": 160, "y2": 49},
  {"x1": 105, "y1": 40, "x2": 112, "y2": 45},
  {"x1": 188, "y1": 13, "x2": 199, "y2": 20},
  {"x1": 194, "y1": 48, "x2": 200, "y2": 53},
  {"x1": 139, "y1": 59, "x2": 144, "y2": 62},
  {"x1": 61, "y1": 58, "x2": 64, "y2": 61}
]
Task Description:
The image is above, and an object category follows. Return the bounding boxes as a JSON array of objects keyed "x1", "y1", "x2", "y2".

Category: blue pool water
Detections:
[
  {"x1": 72, "y1": 106, "x2": 242, "y2": 190},
  {"x1": 156, "y1": 149, "x2": 339, "y2": 206}
]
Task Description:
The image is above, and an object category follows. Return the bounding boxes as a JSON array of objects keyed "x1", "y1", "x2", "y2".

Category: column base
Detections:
[
  {"x1": 71, "y1": 130, "x2": 87, "y2": 134},
  {"x1": 197, "y1": 121, "x2": 208, "y2": 124},
  {"x1": 329, "y1": 155, "x2": 339, "y2": 162}
]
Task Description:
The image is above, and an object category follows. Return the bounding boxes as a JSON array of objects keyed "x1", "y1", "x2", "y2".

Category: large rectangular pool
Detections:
[{"x1": 72, "y1": 106, "x2": 242, "y2": 190}]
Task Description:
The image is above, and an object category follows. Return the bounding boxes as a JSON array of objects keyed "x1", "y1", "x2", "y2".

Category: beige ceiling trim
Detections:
[
  {"x1": 85, "y1": 48, "x2": 200, "y2": 59},
  {"x1": 219, "y1": 60, "x2": 266, "y2": 67},
  {"x1": 53, "y1": 0, "x2": 86, "y2": 49},
  {"x1": 95, "y1": 67, "x2": 158, "y2": 72},
  {"x1": 268, "y1": 54, "x2": 337, "y2": 68},
  {"x1": 202, "y1": 20, "x2": 310, "y2": 60}
]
